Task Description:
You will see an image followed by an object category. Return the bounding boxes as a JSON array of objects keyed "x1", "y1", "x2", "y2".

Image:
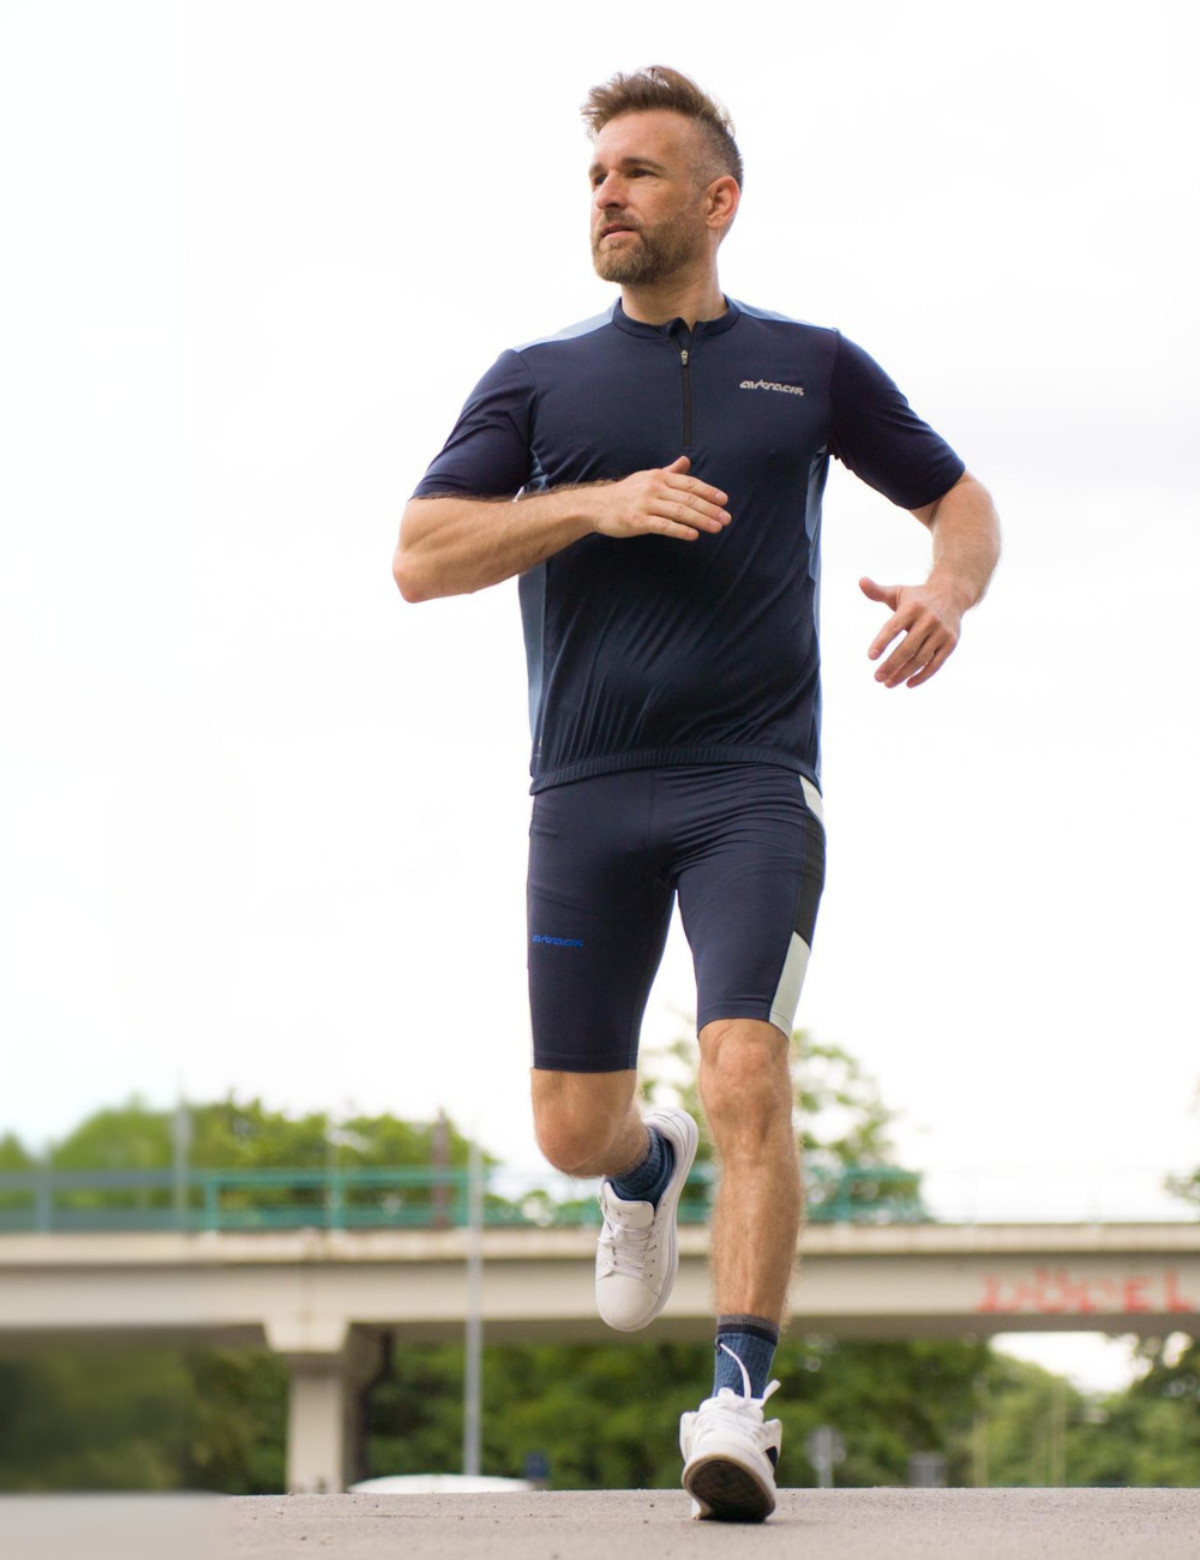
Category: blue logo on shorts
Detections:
[{"x1": 532, "y1": 933, "x2": 584, "y2": 948}]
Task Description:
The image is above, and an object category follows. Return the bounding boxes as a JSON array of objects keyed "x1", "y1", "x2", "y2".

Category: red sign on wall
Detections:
[
  {"x1": 976, "y1": 1266, "x2": 1195, "y2": 1315},
  {"x1": 979, "y1": 1266, "x2": 1192, "y2": 1316}
]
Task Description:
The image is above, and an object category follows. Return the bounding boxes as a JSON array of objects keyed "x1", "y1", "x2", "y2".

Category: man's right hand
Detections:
[{"x1": 589, "y1": 455, "x2": 731, "y2": 541}]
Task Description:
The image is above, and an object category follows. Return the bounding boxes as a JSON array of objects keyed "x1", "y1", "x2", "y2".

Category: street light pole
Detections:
[
  {"x1": 463, "y1": 1125, "x2": 483, "y2": 1478},
  {"x1": 173, "y1": 1082, "x2": 191, "y2": 1231}
]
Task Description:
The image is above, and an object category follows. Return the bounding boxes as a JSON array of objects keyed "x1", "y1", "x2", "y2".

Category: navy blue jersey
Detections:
[{"x1": 410, "y1": 295, "x2": 965, "y2": 795}]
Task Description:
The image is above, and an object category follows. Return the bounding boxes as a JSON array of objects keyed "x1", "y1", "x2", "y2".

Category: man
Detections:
[{"x1": 394, "y1": 64, "x2": 1001, "y2": 1520}]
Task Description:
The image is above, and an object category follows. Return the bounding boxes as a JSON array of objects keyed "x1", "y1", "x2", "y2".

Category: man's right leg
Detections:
[
  {"x1": 530, "y1": 1065, "x2": 650, "y2": 1179},
  {"x1": 526, "y1": 769, "x2": 674, "y2": 1084},
  {"x1": 527, "y1": 770, "x2": 696, "y2": 1330}
]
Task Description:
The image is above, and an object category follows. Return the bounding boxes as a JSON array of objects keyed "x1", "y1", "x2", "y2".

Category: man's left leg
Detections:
[
  {"x1": 666, "y1": 761, "x2": 823, "y2": 1519},
  {"x1": 679, "y1": 1015, "x2": 798, "y2": 1521},
  {"x1": 697, "y1": 1016, "x2": 802, "y2": 1351}
]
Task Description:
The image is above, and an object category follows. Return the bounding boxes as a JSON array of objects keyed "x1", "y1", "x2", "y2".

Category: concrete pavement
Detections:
[
  {"x1": 4, "y1": 1489, "x2": 1199, "y2": 1558},
  {"x1": 226, "y1": 1489, "x2": 1200, "y2": 1558}
]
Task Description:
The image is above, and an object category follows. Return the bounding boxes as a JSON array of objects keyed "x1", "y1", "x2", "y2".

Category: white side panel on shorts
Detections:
[
  {"x1": 799, "y1": 775, "x2": 824, "y2": 825},
  {"x1": 769, "y1": 933, "x2": 811, "y2": 1039}
]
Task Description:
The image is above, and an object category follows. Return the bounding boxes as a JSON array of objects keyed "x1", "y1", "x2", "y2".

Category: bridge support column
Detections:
[{"x1": 265, "y1": 1319, "x2": 384, "y2": 1494}]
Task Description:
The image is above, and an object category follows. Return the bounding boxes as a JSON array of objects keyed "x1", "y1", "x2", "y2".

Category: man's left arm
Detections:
[{"x1": 861, "y1": 469, "x2": 1002, "y2": 689}]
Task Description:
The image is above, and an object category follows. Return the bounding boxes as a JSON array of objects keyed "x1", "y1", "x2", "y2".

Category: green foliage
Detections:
[
  {"x1": 1164, "y1": 1167, "x2": 1200, "y2": 1214},
  {"x1": 1, "y1": 1093, "x2": 503, "y2": 1227},
  {"x1": 0, "y1": 1132, "x2": 37, "y2": 1172},
  {"x1": 14, "y1": 1091, "x2": 498, "y2": 1179},
  {"x1": 637, "y1": 1025, "x2": 903, "y2": 1170},
  {"x1": 49, "y1": 1096, "x2": 174, "y2": 1174},
  {"x1": 0, "y1": 1351, "x2": 189, "y2": 1492},
  {"x1": 638, "y1": 1026, "x2": 926, "y2": 1221},
  {"x1": 0, "y1": 1347, "x2": 287, "y2": 1495},
  {"x1": 0, "y1": 1132, "x2": 36, "y2": 1215},
  {"x1": 359, "y1": 1332, "x2": 995, "y2": 1490},
  {"x1": 973, "y1": 1353, "x2": 1083, "y2": 1487},
  {"x1": 180, "y1": 1348, "x2": 289, "y2": 1493},
  {"x1": 2, "y1": 1055, "x2": 1198, "y2": 1492}
]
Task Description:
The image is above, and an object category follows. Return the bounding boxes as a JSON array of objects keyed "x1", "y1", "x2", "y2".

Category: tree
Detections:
[
  {"x1": 638, "y1": 1023, "x2": 927, "y2": 1219},
  {"x1": 4, "y1": 1047, "x2": 1195, "y2": 1492}
]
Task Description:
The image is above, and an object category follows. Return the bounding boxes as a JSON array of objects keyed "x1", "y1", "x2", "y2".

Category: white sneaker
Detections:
[
  {"x1": 594, "y1": 1106, "x2": 699, "y2": 1332},
  {"x1": 680, "y1": 1344, "x2": 783, "y2": 1522}
]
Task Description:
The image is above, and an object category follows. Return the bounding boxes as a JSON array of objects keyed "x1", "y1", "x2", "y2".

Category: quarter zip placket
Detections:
[
  {"x1": 672, "y1": 323, "x2": 694, "y2": 447},
  {"x1": 679, "y1": 343, "x2": 692, "y2": 445}
]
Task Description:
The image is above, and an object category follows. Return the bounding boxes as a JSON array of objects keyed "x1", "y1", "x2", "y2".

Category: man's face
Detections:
[{"x1": 589, "y1": 110, "x2": 714, "y2": 286}]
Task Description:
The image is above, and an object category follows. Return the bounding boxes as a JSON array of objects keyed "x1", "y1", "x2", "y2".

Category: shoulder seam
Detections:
[
  {"x1": 504, "y1": 345, "x2": 542, "y2": 397},
  {"x1": 732, "y1": 298, "x2": 835, "y2": 333},
  {"x1": 513, "y1": 304, "x2": 616, "y2": 355}
]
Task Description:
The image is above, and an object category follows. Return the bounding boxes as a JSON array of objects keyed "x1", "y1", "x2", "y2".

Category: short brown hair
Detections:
[{"x1": 580, "y1": 64, "x2": 743, "y2": 198}]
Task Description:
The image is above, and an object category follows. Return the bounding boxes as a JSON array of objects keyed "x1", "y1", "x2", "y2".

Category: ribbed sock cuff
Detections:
[
  {"x1": 713, "y1": 1315, "x2": 780, "y2": 1399},
  {"x1": 608, "y1": 1124, "x2": 675, "y2": 1207},
  {"x1": 717, "y1": 1313, "x2": 780, "y2": 1345}
]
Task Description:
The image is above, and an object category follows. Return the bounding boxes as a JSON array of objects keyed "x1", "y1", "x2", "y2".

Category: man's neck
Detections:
[{"x1": 619, "y1": 272, "x2": 727, "y2": 331}]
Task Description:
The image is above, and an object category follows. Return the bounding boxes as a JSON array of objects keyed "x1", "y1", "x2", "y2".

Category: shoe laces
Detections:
[
  {"x1": 707, "y1": 1343, "x2": 781, "y2": 1414},
  {"x1": 598, "y1": 1187, "x2": 657, "y2": 1278}
]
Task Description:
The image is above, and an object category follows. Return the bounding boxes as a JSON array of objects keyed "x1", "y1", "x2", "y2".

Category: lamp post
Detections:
[
  {"x1": 463, "y1": 1124, "x2": 483, "y2": 1478},
  {"x1": 172, "y1": 1084, "x2": 191, "y2": 1231},
  {"x1": 431, "y1": 1108, "x2": 450, "y2": 1230}
]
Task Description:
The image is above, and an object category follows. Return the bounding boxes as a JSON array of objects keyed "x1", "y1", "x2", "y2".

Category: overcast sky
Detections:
[{"x1": 2, "y1": 1, "x2": 1196, "y2": 1392}]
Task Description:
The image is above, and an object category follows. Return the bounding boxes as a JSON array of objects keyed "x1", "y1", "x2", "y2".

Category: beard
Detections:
[{"x1": 591, "y1": 206, "x2": 706, "y2": 286}]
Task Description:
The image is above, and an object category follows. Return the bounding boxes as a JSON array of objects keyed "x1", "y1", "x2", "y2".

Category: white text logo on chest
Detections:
[{"x1": 739, "y1": 379, "x2": 805, "y2": 396}]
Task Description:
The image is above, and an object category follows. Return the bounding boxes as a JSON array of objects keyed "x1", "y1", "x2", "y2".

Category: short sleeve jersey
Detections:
[{"x1": 410, "y1": 295, "x2": 965, "y2": 795}]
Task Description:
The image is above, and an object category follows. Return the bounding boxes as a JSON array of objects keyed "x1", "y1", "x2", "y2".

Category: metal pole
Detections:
[
  {"x1": 463, "y1": 1125, "x2": 483, "y2": 1477},
  {"x1": 432, "y1": 1109, "x2": 450, "y2": 1230},
  {"x1": 173, "y1": 1085, "x2": 191, "y2": 1231},
  {"x1": 325, "y1": 1108, "x2": 335, "y2": 1228}
]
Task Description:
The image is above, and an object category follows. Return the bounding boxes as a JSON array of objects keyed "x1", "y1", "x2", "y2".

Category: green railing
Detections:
[{"x1": 0, "y1": 1163, "x2": 927, "y2": 1235}]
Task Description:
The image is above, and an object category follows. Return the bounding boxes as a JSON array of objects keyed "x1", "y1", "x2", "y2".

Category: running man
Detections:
[{"x1": 394, "y1": 64, "x2": 1001, "y2": 1520}]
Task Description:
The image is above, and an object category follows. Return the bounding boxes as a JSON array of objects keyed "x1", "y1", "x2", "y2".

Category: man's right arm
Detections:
[
  {"x1": 393, "y1": 485, "x2": 602, "y2": 603},
  {"x1": 393, "y1": 457, "x2": 730, "y2": 603}
]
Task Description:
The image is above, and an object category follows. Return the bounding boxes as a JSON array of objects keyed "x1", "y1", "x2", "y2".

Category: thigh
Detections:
[
  {"x1": 527, "y1": 770, "x2": 674, "y2": 1073},
  {"x1": 665, "y1": 765, "x2": 826, "y2": 1040}
]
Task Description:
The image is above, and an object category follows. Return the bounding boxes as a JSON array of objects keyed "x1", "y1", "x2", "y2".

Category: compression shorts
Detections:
[{"x1": 526, "y1": 762, "x2": 825, "y2": 1071}]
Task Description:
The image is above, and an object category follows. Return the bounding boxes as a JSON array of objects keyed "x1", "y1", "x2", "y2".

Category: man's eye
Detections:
[{"x1": 591, "y1": 168, "x2": 652, "y2": 186}]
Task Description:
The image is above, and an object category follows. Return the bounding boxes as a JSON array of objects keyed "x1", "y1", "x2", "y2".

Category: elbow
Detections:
[
  {"x1": 393, "y1": 548, "x2": 427, "y2": 604},
  {"x1": 393, "y1": 500, "x2": 432, "y2": 602},
  {"x1": 394, "y1": 497, "x2": 461, "y2": 602}
]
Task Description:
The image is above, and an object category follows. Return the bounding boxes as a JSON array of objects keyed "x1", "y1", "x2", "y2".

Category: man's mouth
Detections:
[{"x1": 601, "y1": 226, "x2": 637, "y2": 238}]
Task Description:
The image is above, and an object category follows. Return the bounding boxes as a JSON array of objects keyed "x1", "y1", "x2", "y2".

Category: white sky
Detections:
[{"x1": 2, "y1": 1, "x2": 1197, "y2": 1391}]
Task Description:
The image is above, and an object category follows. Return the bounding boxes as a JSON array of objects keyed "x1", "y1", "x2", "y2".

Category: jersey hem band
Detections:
[{"x1": 528, "y1": 746, "x2": 822, "y2": 796}]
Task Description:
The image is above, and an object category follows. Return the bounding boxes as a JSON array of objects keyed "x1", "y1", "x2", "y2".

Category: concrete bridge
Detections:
[{"x1": 1, "y1": 1220, "x2": 1196, "y2": 1494}]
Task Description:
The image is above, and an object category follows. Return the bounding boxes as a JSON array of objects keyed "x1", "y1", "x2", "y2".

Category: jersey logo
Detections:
[
  {"x1": 740, "y1": 378, "x2": 805, "y2": 396},
  {"x1": 532, "y1": 933, "x2": 584, "y2": 948}
]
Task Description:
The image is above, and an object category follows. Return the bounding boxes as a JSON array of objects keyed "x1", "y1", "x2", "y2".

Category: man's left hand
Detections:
[{"x1": 859, "y1": 576, "x2": 965, "y2": 689}]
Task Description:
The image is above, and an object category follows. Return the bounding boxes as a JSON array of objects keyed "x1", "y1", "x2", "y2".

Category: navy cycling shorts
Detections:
[{"x1": 526, "y1": 762, "x2": 826, "y2": 1072}]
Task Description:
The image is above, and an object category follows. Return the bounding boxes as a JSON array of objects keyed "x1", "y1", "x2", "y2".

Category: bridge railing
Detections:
[
  {"x1": 0, "y1": 1163, "x2": 927, "y2": 1235},
  {"x1": 1, "y1": 1163, "x2": 1192, "y2": 1235}
]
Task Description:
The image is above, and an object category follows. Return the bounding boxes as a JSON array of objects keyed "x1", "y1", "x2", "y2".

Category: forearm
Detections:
[
  {"x1": 925, "y1": 477, "x2": 1001, "y2": 612},
  {"x1": 394, "y1": 484, "x2": 603, "y2": 602}
]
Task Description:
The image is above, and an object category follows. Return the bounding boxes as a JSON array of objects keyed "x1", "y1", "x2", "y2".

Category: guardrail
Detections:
[
  {"x1": 0, "y1": 1165, "x2": 1193, "y2": 1235},
  {"x1": 0, "y1": 1163, "x2": 929, "y2": 1235}
]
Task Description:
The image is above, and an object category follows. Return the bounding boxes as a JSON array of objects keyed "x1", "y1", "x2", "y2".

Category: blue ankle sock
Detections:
[
  {"x1": 713, "y1": 1315, "x2": 780, "y2": 1399},
  {"x1": 608, "y1": 1124, "x2": 675, "y2": 1208}
]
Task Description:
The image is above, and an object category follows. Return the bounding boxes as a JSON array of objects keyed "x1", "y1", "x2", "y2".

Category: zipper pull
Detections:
[{"x1": 680, "y1": 349, "x2": 689, "y2": 365}]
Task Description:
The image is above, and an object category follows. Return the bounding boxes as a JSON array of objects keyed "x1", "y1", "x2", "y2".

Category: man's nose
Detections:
[{"x1": 593, "y1": 172, "x2": 625, "y2": 207}]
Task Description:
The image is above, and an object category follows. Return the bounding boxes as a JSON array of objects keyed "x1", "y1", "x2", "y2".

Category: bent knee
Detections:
[
  {"x1": 535, "y1": 1123, "x2": 615, "y2": 1173},
  {"x1": 530, "y1": 1066, "x2": 635, "y2": 1171}
]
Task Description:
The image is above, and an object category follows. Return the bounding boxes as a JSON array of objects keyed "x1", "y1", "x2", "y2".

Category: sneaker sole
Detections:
[
  {"x1": 683, "y1": 1452, "x2": 775, "y2": 1522},
  {"x1": 601, "y1": 1107, "x2": 699, "y2": 1332}
]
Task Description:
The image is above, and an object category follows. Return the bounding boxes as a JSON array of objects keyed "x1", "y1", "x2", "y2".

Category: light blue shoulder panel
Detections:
[
  {"x1": 729, "y1": 297, "x2": 821, "y2": 328},
  {"x1": 515, "y1": 301, "x2": 617, "y2": 351}
]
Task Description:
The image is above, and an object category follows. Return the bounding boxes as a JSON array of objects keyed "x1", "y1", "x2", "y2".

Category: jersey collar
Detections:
[{"x1": 611, "y1": 294, "x2": 741, "y2": 339}]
